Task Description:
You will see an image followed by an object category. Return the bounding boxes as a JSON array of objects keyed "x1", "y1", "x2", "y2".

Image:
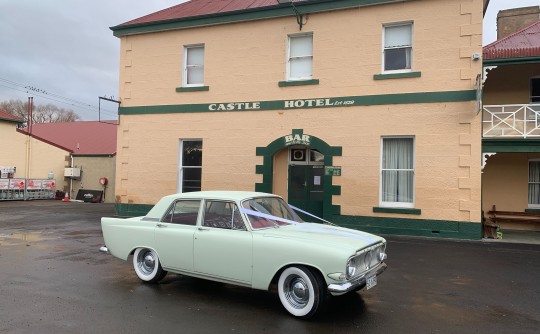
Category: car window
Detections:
[
  {"x1": 161, "y1": 200, "x2": 201, "y2": 225},
  {"x1": 203, "y1": 201, "x2": 246, "y2": 230}
]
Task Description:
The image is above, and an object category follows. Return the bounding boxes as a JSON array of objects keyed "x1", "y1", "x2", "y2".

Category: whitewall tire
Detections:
[
  {"x1": 133, "y1": 248, "x2": 167, "y2": 283},
  {"x1": 277, "y1": 266, "x2": 326, "y2": 318}
]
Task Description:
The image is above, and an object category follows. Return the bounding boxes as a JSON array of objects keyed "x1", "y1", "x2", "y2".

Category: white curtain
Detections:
[
  {"x1": 382, "y1": 138, "x2": 413, "y2": 203},
  {"x1": 186, "y1": 46, "x2": 204, "y2": 85},
  {"x1": 385, "y1": 25, "x2": 412, "y2": 48},
  {"x1": 289, "y1": 35, "x2": 313, "y2": 79}
]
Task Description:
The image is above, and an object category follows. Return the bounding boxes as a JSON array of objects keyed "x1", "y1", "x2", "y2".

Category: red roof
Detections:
[
  {"x1": 17, "y1": 121, "x2": 118, "y2": 156},
  {"x1": 484, "y1": 20, "x2": 540, "y2": 59},
  {"x1": 118, "y1": 0, "x2": 305, "y2": 27},
  {"x1": 0, "y1": 109, "x2": 23, "y2": 123}
]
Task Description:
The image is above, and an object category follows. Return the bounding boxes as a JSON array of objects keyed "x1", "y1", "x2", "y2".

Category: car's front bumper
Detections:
[{"x1": 327, "y1": 262, "x2": 387, "y2": 295}]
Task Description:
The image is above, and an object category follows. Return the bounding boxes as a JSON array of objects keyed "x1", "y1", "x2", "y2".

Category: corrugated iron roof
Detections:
[
  {"x1": 0, "y1": 109, "x2": 23, "y2": 123},
  {"x1": 116, "y1": 0, "x2": 304, "y2": 27},
  {"x1": 17, "y1": 121, "x2": 118, "y2": 156},
  {"x1": 483, "y1": 20, "x2": 540, "y2": 59}
]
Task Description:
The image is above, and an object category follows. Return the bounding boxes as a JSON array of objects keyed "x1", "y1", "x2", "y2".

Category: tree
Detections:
[{"x1": 0, "y1": 99, "x2": 80, "y2": 124}]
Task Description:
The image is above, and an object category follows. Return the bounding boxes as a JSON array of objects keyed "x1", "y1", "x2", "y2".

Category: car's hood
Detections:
[{"x1": 259, "y1": 223, "x2": 384, "y2": 251}]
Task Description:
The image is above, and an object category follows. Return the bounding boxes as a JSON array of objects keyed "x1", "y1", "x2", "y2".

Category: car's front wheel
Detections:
[
  {"x1": 132, "y1": 248, "x2": 167, "y2": 283},
  {"x1": 277, "y1": 266, "x2": 326, "y2": 318}
]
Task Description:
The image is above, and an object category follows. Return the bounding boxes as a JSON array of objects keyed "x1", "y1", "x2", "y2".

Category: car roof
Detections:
[
  {"x1": 145, "y1": 191, "x2": 281, "y2": 219},
  {"x1": 162, "y1": 191, "x2": 279, "y2": 201}
]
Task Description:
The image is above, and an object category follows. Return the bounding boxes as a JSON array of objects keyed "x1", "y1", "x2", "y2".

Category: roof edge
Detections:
[
  {"x1": 0, "y1": 116, "x2": 24, "y2": 124},
  {"x1": 111, "y1": 0, "x2": 405, "y2": 37},
  {"x1": 16, "y1": 128, "x2": 73, "y2": 153},
  {"x1": 483, "y1": 56, "x2": 540, "y2": 66}
]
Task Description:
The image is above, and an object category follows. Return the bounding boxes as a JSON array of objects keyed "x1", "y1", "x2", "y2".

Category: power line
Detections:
[{"x1": 0, "y1": 77, "x2": 119, "y2": 118}]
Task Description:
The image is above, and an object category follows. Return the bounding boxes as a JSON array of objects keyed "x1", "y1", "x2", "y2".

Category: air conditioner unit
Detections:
[{"x1": 64, "y1": 168, "x2": 81, "y2": 178}]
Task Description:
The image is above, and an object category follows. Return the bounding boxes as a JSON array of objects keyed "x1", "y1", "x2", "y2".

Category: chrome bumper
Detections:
[{"x1": 327, "y1": 262, "x2": 387, "y2": 295}]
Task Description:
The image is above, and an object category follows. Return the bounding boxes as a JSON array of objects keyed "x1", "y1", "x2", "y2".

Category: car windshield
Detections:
[{"x1": 241, "y1": 197, "x2": 304, "y2": 230}]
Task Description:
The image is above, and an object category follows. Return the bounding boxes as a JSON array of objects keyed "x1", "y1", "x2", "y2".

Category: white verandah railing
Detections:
[{"x1": 483, "y1": 104, "x2": 540, "y2": 138}]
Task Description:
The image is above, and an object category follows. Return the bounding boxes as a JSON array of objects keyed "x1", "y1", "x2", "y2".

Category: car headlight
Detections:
[{"x1": 346, "y1": 259, "x2": 357, "y2": 278}]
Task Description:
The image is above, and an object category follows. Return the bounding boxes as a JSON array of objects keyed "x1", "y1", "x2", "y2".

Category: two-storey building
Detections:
[
  {"x1": 482, "y1": 7, "x2": 540, "y2": 232},
  {"x1": 111, "y1": 0, "x2": 483, "y2": 239}
]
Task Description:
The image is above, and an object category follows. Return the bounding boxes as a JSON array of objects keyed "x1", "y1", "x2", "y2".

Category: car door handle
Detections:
[
  {"x1": 156, "y1": 223, "x2": 167, "y2": 228},
  {"x1": 198, "y1": 227, "x2": 210, "y2": 231}
]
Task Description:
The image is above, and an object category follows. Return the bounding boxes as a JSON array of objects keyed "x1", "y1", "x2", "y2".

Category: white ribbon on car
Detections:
[
  {"x1": 240, "y1": 206, "x2": 378, "y2": 243},
  {"x1": 288, "y1": 204, "x2": 335, "y2": 226}
]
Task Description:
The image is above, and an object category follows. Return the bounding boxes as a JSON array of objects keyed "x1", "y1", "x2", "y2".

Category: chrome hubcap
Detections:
[
  {"x1": 284, "y1": 275, "x2": 309, "y2": 309},
  {"x1": 138, "y1": 250, "x2": 155, "y2": 275}
]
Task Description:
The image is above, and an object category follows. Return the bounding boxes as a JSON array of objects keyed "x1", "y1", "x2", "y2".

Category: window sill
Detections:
[
  {"x1": 278, "y1": 79, "x2": 319, "y2": 87},
  {"x1": 176, "y1": 86, "x2": 209, "y2": 92},
  {"x1": 373, "y1": 207, "x2": 421, "y2": 215},
  {"x1": 373, "y1": 72, "x2": 421, "y2": 80},
  {"x1": 525, "y1": 208, "x2": 540, "y2": 213}
]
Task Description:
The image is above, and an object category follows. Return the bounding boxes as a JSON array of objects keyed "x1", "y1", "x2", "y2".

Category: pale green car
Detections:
[{"x1": 101, "y1": 191, "x2": 387, "y2": 318}]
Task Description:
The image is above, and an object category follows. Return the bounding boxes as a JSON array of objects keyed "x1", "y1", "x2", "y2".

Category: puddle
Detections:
[{"x1": 0, "y1": 231, "x2": 58, "y2": 243}]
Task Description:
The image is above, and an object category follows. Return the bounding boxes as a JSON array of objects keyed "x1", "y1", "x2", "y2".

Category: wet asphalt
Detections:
[{"x1": 0, "y1": 200, "x2": 539, "y2": 334}]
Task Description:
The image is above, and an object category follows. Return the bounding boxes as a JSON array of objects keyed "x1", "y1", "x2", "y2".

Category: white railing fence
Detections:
[{"x1": 483, "y1": 104, "x2": 540, "y2": 138}]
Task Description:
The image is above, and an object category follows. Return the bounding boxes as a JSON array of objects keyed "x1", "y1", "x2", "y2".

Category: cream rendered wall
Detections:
[
  {"x1": 0, "y1": 122, "x2": 26, "y2": 176},
  {"x1": 115, "y1": 0, "x2": 483, "y2": 223},
  {"x1": 0, "y1": 122, "x2": 67, "y2": 187},
  {"x1": 482, "y1": 153, "x2": 540, "y2": 231}
]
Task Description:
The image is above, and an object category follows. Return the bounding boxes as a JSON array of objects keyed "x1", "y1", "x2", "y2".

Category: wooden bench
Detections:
[{"x1": 487, "y1": 205, "x2": 540, "y2": 225}]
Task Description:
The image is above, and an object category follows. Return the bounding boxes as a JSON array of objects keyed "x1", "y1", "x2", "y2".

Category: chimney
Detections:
[{"x1": 497, "y1": 6, "x2": 540, "y2": 40}]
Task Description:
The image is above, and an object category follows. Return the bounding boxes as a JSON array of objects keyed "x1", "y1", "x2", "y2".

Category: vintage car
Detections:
[{"x1": 101, "y1": 191, "x2": 387, "y2": 318}]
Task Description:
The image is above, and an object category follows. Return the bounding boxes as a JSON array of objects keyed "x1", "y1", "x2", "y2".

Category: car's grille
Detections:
[{"x1": 349, "y1": 242, "x2": 386, "y2": 278}]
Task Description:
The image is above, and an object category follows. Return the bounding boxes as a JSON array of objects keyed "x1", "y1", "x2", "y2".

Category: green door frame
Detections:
[{"x1": 255, "y1": 129, "x2": 342, "y2": 219}]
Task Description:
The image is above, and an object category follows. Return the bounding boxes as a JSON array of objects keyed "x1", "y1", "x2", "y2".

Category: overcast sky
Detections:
[{"x1": 0, "y1": 0, "x2": 537, "y2": 121}]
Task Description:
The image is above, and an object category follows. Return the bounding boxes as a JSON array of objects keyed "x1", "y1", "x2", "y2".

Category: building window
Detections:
[
  {"x1": 183, "y1": 45, "x2": 204, "y2": 86},
  {"x1": 179, "y1": 140, "x2": 202, "y2": 193},
  {"x1": 287, "y1": 34, "x2": 313, "y2": 81},
  {"x1": 531, "y1": 78, "x2": 540, "y2": 103},
  {"x1": 528, "y1": 160, "x2": 540, "y2": 207},
  {"x1": 383, "y1": 23, "x2": 412, "y2": 72},
  {"x1": 380, "y1": 137, "x2": 414, "y2": 207}
]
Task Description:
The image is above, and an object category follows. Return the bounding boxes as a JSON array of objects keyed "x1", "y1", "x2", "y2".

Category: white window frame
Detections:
[
  {"x1": 379, "y1": 136, "x2": 415, "y2": 208},
  {"x1": 528, "y1": 159, "x2": 540, "y2": 208},
  {"x1": 178, "y1": 139, "x2": 203, "y2": 193},
  {"x1": 382, "y1": 22, "x2": 413, "y2": 73},
  {"x1": 286, "y1": 33, "x2": 313, "y2": 81},
  {"x1": 183, "y1": 44, "x2": 205, "y2": 87}
]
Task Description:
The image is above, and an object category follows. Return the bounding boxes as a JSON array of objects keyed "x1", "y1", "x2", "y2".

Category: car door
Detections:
[
  {"x1": 193, "y1": 200, "x2": 253, "y2": 284},
  {"x1": 154, "y1": 199, "x2": 201, "y2": 272}
]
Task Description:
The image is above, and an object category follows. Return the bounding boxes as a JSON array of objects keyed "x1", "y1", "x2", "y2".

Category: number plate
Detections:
[{"x1": 366, "y1": 275, "x2": 377, "y2": 290}]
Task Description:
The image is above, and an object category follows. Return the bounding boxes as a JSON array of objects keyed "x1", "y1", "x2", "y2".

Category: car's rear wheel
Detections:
[
  {"x1": 133, "y1": 248, "x2": 167, "y2": 283},
  {"x1": 277, "y1": 266, "x2": 326, "y2": 318}
]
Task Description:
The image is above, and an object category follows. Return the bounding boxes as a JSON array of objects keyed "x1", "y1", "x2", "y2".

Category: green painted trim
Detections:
[
  {"x1": 525, "y1": 209, "x2": 540, "y2": 213},
  {"x1": 176, "y1": 86, "x2": 209, "y2": 92},
  {"x1": 373, "y1": 207, "x2": 421, "y2": 215},
  {"x1": 119, "y1": 90, "x2": 476, "y2": 115},
  {"x1": 482, "y1": 139, "x2": 540, "y2": 153},
  {"x1": 483, "y1": 56, "x2": 540, "y2": 66},
  {"x1": 115, "y1": 203, "x2": 153, "y2": 217},
  {"x1": 111, "y1": 0, "x2": 403, "y2": 36},
  {"x1": 332, "y1": 214, "x2": 482, "y2": 240},
  {"x1": 373, "y1": 71, "x2": 421, "y2": 80},
  {"x1": 255, "y1": 129, "x2": 343, "y2": 220},
  {"x1": 0, "y1": 117, "x2": 23, "y2": 124},
  {"x1": 278, "y1": 79, "x2": 320, "y2": 87}
]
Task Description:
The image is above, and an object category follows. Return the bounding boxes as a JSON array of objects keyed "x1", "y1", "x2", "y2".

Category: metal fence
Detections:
[{"x1": 0, "y1": 179, "x2": 56, "y2": 201}]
